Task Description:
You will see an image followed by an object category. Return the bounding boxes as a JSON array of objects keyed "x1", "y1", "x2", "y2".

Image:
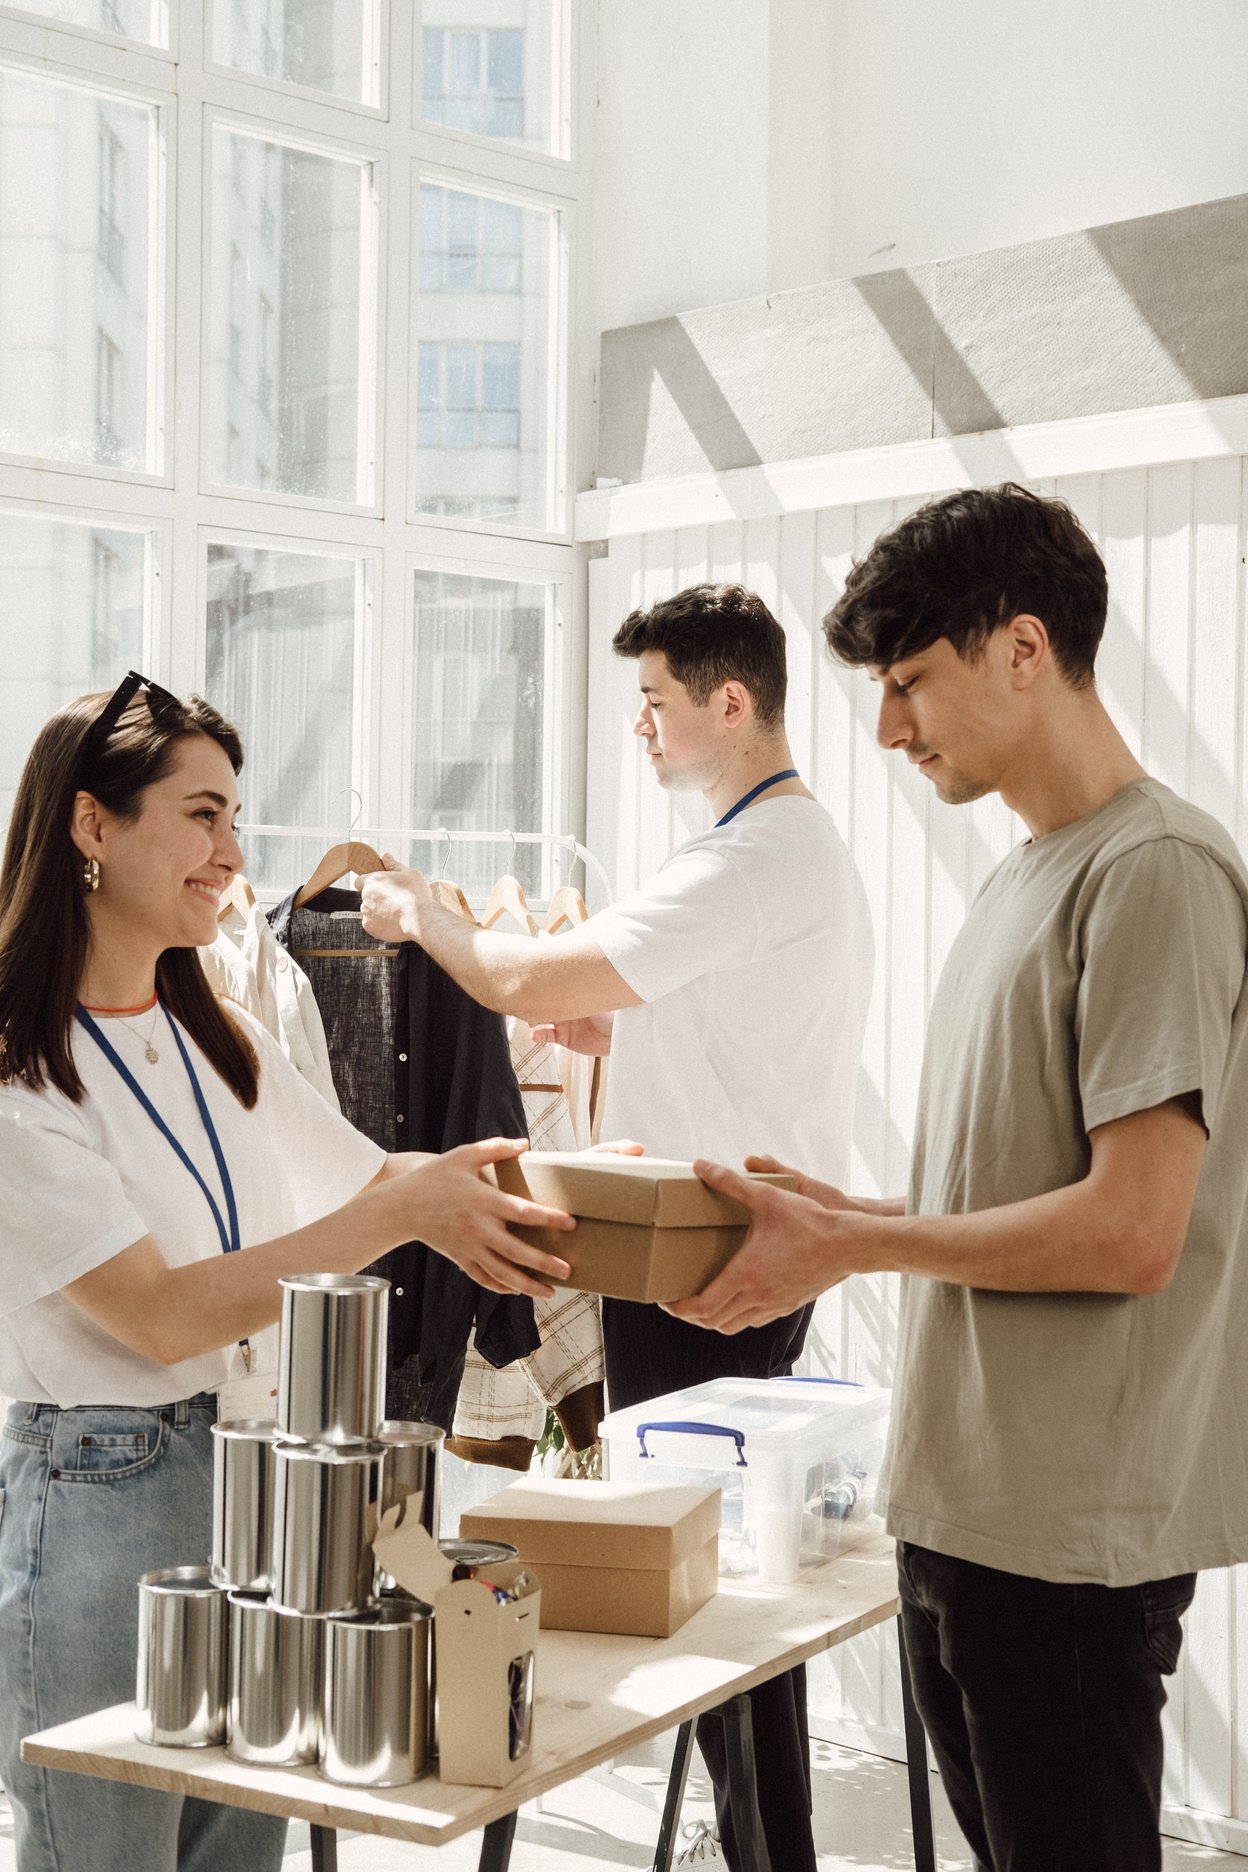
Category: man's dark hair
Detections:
[
  {"x1": 612, "y1": 583, "x2": 787, "y2": 728},
  {"x1": 824, "y1": 483, "x2": 1109, "y2": 688}
]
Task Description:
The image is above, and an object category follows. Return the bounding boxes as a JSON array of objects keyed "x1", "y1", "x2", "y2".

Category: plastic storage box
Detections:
[{"x1": 600, "y1": 1377, "x2": 890, "y2": 1585}]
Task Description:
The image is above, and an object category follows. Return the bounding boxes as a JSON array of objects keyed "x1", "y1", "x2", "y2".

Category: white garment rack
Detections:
[{"x1": 235, "y1": 824, "x2": 614, "y2": 905}]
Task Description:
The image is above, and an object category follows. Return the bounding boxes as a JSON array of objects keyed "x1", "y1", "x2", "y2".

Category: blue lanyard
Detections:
[
  {"x1": 716, "y1": 768, "x2": 800, "y2": 827},
  {"x1": 74, "y1": 1003, "x2": 241, "y2": 1260}
]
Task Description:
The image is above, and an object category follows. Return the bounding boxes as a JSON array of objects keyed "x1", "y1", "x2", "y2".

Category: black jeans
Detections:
[
  {"x1": 603, "y1": 1297, "x2": 817, "y2": 1872},
  {"x1": 897, "y1": 1541, "x2": 1196, "y2": 1872}
]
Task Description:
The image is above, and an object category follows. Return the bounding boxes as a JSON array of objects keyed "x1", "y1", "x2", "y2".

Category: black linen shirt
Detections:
[{"x1": 270, "y1": 886, "x2": 538, "y2": 1430}]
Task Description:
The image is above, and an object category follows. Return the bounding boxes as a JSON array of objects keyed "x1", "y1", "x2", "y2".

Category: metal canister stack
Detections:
[{"x1": 138, "y1": 1271, "x2": 448, "y2": 1787}]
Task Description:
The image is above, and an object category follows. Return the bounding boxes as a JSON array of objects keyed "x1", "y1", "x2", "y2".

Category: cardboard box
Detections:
[
  {"x1": 373, "y1": 1506, "x2": 541, "y2": 1788},
  {"x1": 460, "y1": 1477, "x2": 721, "y2": 1639},
  {"x1": 493, "y1": 1154, "x2": 796, "y2": 1303}
]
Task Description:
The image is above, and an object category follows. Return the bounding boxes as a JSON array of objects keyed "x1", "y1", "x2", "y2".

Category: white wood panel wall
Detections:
[{"x1": 586, "y1": 458, "x2": 1248, "y2": 1848}]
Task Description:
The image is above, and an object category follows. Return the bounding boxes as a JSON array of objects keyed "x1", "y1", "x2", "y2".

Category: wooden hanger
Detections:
[
  {"x1": 218, "y1": 872, "x2": 257, "y2": 922},
  {"x1": 542, "y1": 885, "x2": 589, "y2": 934},
  {"x1": 430, "y1": 878, "x2": 478, "y2": 922},
  {"x1": 294, "y1": 839, "x2": 386, "y2": 908},
  {"x1": 482, "y1": 873, "x2": 537, "y2": 935}
]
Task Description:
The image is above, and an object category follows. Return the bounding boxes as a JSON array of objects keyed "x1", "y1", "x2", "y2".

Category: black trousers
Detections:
[
  {"x1": 603, "y1": 1297, "x2": 818, "y2": 1872},
  {"x1": 897, "y1": 1541, "x2": 1197, "y2": 1872}
]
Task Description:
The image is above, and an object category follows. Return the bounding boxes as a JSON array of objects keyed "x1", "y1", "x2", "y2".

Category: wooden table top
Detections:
[{"x1": 23, "y1": 1529, "x2": 898, "y2": 1849}]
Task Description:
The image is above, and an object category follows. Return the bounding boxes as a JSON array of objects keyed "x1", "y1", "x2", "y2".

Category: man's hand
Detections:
[
  {"x1": 663, "y1": 1158, "x2": 857, "y2": 1333},
  {"x1": 358, "y1": 854, "x2": 430, "y2": 944},
  {"x1": 528, "y1": 1013, "x2": 614, "y2": 1056},
  {"x1": 743, "y1": 1153, "x2": 856, "y2": 1213}
]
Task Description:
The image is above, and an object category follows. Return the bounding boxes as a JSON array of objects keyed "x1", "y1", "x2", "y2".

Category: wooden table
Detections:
[{"x1": 23, "y1": 1529, "x2": 935, "y2": 1872}]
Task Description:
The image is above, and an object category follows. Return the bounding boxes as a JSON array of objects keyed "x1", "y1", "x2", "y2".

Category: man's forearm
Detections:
[
  {"x1": 401, "y1": 898, "x2": 538, "y2": 1013},
  {"x1": 837, "y1": 1179, "x2": 1172, "y2": 1294}
]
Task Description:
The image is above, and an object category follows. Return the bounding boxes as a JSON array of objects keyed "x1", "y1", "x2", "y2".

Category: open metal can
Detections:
[
  {"x1": 320, "y1": 1597, "x2": 433, "y2": 1787},
  {"x1": 135, "y1": 1566, "x2": 229, "y2": 1747},
  {"x1": 227, "y1": 1590, "x2": 323, "y2": 1766},
  {"x1": 276, "y1": 1272, "x2": 388, "y2": 1446}
]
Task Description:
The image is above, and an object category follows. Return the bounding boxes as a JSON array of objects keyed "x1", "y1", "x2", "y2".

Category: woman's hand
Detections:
[{"x1": 392, "y1": 1137, "x2": 575, "y2": 1297}]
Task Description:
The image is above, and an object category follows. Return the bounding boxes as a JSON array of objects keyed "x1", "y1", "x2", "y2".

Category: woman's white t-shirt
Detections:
[{"x1": 0, "y1": 1006, "x2": 384, "y2": 1407}]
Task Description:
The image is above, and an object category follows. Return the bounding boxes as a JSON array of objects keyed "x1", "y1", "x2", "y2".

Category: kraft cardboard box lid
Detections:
[
  {"x1": 494, "y1": 1154, "x2": 795, "y2": 1228},
  {"x1": 461, "y1": 1478, "x2": 721, "y2": 1571}
]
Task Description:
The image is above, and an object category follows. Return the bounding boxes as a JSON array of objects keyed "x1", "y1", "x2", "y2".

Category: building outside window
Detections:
[{"x1": 0, "y1": 1, "x2": 580, "y2": 903}]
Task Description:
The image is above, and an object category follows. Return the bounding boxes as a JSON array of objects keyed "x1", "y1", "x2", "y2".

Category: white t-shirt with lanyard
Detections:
[
  {"x1": 0, "y1": 1004, "x2": 383, "y2": 1411},
  {"x1": 593, "y1": 782, "x2": 875, "y2": 1181}
]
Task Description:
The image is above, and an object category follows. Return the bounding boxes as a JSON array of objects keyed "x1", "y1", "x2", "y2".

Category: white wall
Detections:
[
  {"x1": 589, "y1": 0, "x2": 1248, "y2": 338},
  {"x1": 827, "y1": 0, "x2": 1248, "y2": 280}
]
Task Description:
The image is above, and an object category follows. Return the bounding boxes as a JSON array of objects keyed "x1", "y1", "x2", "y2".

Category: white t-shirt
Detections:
[
  {"x1": 593, "y1": 796, "x2": 874, "y2": 1180},
  {"x1": 0, "y1": 1007, "x2": 384, "y2": 1408}
]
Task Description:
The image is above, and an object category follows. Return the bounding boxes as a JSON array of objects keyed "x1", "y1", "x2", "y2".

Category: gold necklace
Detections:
[{"x1": 109, "y1": 1001, "x2": 163, "y2": 1065}]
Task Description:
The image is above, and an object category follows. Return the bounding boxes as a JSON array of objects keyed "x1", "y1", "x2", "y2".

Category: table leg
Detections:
[
  {"x1": 310, "y1": 1823, "x2": 339, "y2": 1872},
  {"x1": 652, "y1": 1718, "x2": 696, "y2": 1872},
  {"x1": 898, "y1": 1614, "x2": 937, "y2": 1872},
  {"x1": 477, "y1": 1809, "x2": 518, "y2": 1872},
  {"x1": 717, "y1": 1694, "x2": 772, "y2": 1872}
]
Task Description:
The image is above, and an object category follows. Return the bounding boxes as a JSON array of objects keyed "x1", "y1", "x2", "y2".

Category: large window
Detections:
[{"x1": 0, "y1": 2, "x2": 582, "y2": 898}]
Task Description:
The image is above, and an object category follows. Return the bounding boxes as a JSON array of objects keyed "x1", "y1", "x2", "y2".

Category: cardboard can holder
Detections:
[{"x1": 373, "y1": 1507, "x2": 541, "y2": 1788}]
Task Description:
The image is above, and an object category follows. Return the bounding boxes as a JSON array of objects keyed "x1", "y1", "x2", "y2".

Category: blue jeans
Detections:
[
  {"x1": 0, "y1": 1394, "x2": 287, "y2": 1872},
  {"x1": 898, "y1": 1541, "x2": 1197, "y2": 1872}
]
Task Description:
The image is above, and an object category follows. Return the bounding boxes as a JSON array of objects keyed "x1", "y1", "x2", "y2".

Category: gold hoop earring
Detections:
[{"x1": 83, "y1": 856, "x2": 100, "y2": 894}]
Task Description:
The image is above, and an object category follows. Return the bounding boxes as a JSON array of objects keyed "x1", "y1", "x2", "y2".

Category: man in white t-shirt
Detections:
[{"x1": 360, "y1": 582, "x2": 874, "y2": 1872}]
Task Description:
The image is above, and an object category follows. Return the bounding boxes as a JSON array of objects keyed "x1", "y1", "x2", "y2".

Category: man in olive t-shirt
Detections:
[{"x1": 665, "y1": 484, "x2": 1248, "y2": 1872}]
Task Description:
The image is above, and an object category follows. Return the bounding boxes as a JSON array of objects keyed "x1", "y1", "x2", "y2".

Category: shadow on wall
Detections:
[{"x1": 597, "y1": 193, "x2": 1248, "y2": 486}]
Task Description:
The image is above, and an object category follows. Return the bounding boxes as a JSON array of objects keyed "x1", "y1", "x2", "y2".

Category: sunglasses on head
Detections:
[{"x1": 83, "y1": 670, "x2": 182, "y2": 762}]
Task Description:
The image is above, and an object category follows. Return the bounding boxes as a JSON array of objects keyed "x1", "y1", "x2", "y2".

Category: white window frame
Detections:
[{"x1": 0, "y1": 0, "x2": 596, "y2": 867}]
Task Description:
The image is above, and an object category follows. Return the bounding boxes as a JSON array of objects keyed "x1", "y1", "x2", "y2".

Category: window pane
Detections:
[
  {"x1": 205, "y1": 543, "x2": 362, "y2": 893},
  {"x1": 206, "y1": 127, "x2": 374, "y2": 504},
  {"x1": 418, "y1": 1, "x2": 565, "y2": 157},
  {"x1": 410, "y1": 568, "x2": 549, "y2": 899},
  {"x1": 8, "y1": 1, "x2": 165, "y2": 48},
  {"x1": 0, "y1": 70, "x2": 155, "y2": 471},
  {"x1": 414, "y1": 183, "x2": 558, "y2": 531},
  {"x1": 213, "y1": 0, "x2": 380, "y2": 107},
  {"x1": 1, "y1": 511, "x2": 146, "y2": 822}
]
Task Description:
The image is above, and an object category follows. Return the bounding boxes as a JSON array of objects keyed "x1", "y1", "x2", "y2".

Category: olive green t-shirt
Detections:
[{"x1": 882, "y1": 779, "x2": 1248, "y2": 1585}]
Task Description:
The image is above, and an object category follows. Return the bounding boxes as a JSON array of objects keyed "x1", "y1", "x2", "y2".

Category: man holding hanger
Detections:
[{"x1": 360, "y1": 581, "x2": 875, "y2": 1872}]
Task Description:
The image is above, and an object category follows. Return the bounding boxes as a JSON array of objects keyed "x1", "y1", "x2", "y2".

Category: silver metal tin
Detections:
[
  {"x1": 375, "y1": 1419, "x2": 443, "y2": 1590},
  {"x1": 135, "y1": 1566, "x2": 229, "y2": 1748},
  {"x1": 226, "y1": 1590, "x2": 323, "y2": 1766},
  {"x1": 210, "y1": 1418, "x2": 276, "y2": 1590},
  {"x1": 276, "y1": 1272, "x2": 389, "y2": 1446},
  {"x1": 439, "y1": 1538, "x2": 518, "y2": 1575},
  {"x1": 320, "y1": 1598, "x2": 432, "y2": 1787},
  {"x1": 270, "y1": 1439, "x2": 384, "y2": 1615}
]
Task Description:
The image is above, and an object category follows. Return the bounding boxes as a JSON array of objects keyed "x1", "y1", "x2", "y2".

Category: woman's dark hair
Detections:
[
  {"x1": 612, "y1": 583, "x2": 788, "y2": 728},
  {"x1": 824, "y1": 483, "x2": 1109, "y2": 688},
  {"x1": 0, "y1": 689, "x2": 259, "y2": 1106}
]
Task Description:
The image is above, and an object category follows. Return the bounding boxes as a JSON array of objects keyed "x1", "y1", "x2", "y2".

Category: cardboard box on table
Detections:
[
  {"x1": 460, "y1": 1477, "x2": 721, "y2": 1639},
  {"x1": 492, "y1": 1154, "x2": 796, "y2": 1303},
  {"x1": 372, "y1": 1505, "x2": 540, "y2": 1789}
]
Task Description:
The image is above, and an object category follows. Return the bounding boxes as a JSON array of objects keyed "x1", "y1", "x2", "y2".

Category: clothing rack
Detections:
[{"x1": 235, "y1": 824, "x2": 614, "y2": 906}]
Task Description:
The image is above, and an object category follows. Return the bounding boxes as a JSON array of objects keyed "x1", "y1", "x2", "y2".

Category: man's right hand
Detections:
[
  {"x1": 528, "y1": 1012, "x2": 614, "y2": 1056},
  {"x1": 396, "y1": 1138, "x2": 575, "y2": 1297}
]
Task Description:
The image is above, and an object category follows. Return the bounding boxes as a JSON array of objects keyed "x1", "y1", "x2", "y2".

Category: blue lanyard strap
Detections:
[
  {"x1": 74, "y1": 1003, "x2": 241, "y2": 1259},
  {"x1": 716, "y1": 768, "x2": 800, "y2": 827}
]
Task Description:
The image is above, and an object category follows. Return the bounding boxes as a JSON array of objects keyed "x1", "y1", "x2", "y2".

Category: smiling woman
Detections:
[{"x1": 0, "y1": 680, "x2": 575, "y2": 1872}]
